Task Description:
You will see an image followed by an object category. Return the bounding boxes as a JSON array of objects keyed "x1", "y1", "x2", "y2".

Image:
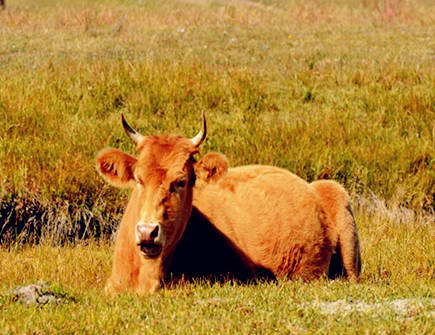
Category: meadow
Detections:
[{"x1": 0, "y1": 0, "x2": 434, "y2": 333}]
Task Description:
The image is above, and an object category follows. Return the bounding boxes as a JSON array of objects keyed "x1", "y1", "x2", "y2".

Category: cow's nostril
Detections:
[
  {"x1": 136, "y1": 223, "x2": 161, "y2": 243},
  {"x1": 150, "y1": 225, "x2": 159, "y2": 240}
]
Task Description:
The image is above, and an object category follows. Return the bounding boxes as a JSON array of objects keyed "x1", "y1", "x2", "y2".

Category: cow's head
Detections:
[{"x1": 96, "y1": 113, "x2": 227, "y2": 268}]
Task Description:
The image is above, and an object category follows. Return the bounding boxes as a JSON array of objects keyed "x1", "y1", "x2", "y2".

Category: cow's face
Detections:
[
  {"x1": 96, "y1": 114, "x2": 207, "y2": 261},
  {"x1": 130, "y1": 136, "x2": 197, "y2": 258}
]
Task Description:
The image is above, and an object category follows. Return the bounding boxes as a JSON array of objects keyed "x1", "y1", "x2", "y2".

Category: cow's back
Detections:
[{"x1": 193, "y1": 165, "x2": 332, "y2": 279}]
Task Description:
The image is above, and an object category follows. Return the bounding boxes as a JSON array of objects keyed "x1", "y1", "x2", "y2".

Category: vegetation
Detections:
[
  {"x1": 0, "y1": 0, "x2": 434, "y2": 333},
  {"x1": 1, "y1": 205, "x2": 434, "y2": 334}
]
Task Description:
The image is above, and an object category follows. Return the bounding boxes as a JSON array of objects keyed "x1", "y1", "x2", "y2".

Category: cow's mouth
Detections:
[{"x1": 139, "y1": 242, "x2": 162, "y2": 258}]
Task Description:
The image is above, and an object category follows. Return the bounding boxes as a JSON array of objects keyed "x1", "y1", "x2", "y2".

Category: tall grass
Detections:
[
  {"x1": 0, "y1": 0, "x2": 434, "y2": 243},
  {"x1": 0, "y1": 1, "x2": 434, "y2": 333}
]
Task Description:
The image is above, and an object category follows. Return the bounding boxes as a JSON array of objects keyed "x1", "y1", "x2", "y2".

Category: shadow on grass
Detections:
[
  {"x1": 0, "y1": 194, "x2": 119, "y2": 247},
  {"x1": 166, "y1": 207, "x2": 277, "y2": 287}
]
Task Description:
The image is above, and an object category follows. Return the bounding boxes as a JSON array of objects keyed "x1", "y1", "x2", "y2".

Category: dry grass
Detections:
[
  {"x1": 0, "y1": 0, "x2": 433, "y2": 232},
  {"x1": 1, "y1": 208, "x2": 434, "y2": 334},
  {"x1": 0, "y1": 1, "x2": 434, "y2": 331}
]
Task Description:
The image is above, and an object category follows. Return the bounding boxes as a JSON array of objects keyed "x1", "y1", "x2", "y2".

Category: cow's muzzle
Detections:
[
  {"x1": 138, "y1": 241, "x2": 162, "y2": 258},
  {"x1": 135, "y1": 222, "x2": 164, "y2": 258}
]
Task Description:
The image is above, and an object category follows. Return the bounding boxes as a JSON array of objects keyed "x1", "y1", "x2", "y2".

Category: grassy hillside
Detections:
[
  {"x1": 0, "y1": 1, "x2": 434, "y2": 333},
  {"x1": 0, "y1": 0, "x2": 434, "y2": 243}
]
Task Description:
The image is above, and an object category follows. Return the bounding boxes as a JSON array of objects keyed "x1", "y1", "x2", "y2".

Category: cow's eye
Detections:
[
  {"x1": 169, "y1": 179, "x2": 186, "y2": 193},
  {"x1": 177, "y1": 180, "x2": 186, "y2": 189},
  {"x1": 169, "y1": 182, "x2": 176, "y2": 194}
]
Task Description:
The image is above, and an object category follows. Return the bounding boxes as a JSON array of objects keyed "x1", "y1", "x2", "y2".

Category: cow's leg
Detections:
[
  {"x1": 105, "y1": 263, "x2": 137, "y2": 295},
  {"x1": 274, "y1": 206, "x2": 332, "y2": 281},
  {"x1": 105, "y1": 234, "x2": 142, "y2": 294},
  {"x1": 106, "y1": 257, "x2": 163, "y2": 295},
  {"x1": 135, "y1": 274, "x2": 161, "y2": 294},
  {"x1": 105, "y1": 276, "x2": 125, "y2": 294}
]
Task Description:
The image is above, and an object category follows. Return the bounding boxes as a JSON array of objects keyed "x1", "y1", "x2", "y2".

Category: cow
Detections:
[{"x1": 96, "y1": 112, "x2": 361, "y2": 294}]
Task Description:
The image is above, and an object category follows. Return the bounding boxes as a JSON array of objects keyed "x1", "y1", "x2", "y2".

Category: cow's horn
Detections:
[
  {"x1": 190, "y1": 111, "x2": 207, "y2": 147},
  {"x1": 121, "y1": 114, "x2": 144, "y2": 145}
]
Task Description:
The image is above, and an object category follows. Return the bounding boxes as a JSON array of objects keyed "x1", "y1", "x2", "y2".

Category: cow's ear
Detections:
[
  {"x1": 193, "y1": 152, "x2": 228, "y2": 188},
  {"x1": 96, "y1": 148, "x2": 137, "y2": 188}
]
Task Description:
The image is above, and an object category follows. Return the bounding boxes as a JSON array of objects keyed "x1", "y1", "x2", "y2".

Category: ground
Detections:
[{"x1": 0, "y1": 0, "x2": 434, "y2": 333}]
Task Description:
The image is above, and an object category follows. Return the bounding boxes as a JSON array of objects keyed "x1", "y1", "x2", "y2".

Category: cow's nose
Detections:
[{"x1": 136, "y1": 223, "x2": 160, "y2": 243}]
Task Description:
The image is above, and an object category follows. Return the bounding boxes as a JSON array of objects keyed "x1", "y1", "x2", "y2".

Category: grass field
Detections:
[
  {"x1": 0, "y1": 0, "x2": 434, "y2": 333},
  {"x1": 1, "y1": 205, "x2": 434, "y2": 334}
]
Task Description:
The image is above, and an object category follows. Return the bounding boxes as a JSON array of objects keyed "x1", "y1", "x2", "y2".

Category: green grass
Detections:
[
  {"x1": 1, "y1": 0, "x2": 433, "y2": 220},
  {"x1": 1, "y1": 209, "x2": 434, "y2": 334},
  {"x1": 0, "y1": 0, "x2": 434, "y2": 333}
]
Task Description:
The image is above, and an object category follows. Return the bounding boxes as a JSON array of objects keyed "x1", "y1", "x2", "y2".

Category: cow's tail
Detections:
[{"x1": 311, "y1": 180, "x2": 361, "y2": 280}]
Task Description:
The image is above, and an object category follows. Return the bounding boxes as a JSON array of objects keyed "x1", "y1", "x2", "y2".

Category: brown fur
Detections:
[
  {"x1": 193, "y1": 165, "x2": 332, "y2": 281},
  {"x1": 96, "y1": 129, "x2": 361, "y2": 294},
  {"x1": 310, "y1": 180, "x2": 362, "y2": 280}
]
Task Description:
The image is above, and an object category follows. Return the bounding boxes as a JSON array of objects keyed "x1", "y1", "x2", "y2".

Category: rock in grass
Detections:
[{"x1": 11, "y1": 283, "x2": 59, "y2": 306}]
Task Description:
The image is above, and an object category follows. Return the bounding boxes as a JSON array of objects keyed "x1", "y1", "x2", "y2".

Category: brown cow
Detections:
[{"x1": 96, "y1": 113, "x2": 361, "y2": 294}]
